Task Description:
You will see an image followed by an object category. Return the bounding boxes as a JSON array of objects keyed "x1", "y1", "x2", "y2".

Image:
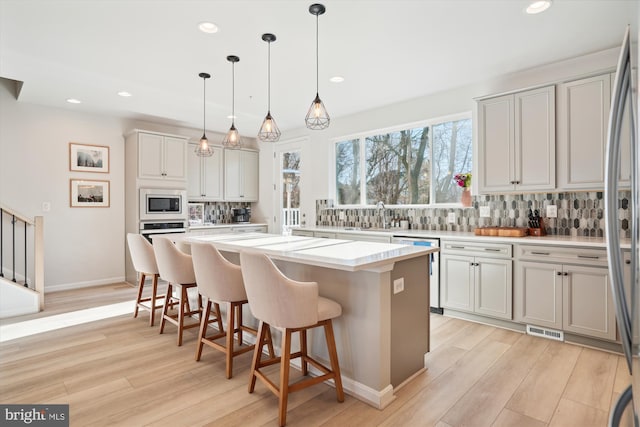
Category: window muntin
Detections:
[{"x1": 334, "y1": 116, "x2": 472, "y2": 206}]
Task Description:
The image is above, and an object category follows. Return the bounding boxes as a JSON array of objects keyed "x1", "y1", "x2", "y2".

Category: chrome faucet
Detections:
[{"x1": 376, "y1": 201, "x2": 388, "y2": 229}]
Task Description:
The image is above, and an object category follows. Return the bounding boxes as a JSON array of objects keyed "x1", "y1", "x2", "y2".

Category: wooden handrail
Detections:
[{"x1": 0, "y1": 203, "x2": 34, "y2": 225}]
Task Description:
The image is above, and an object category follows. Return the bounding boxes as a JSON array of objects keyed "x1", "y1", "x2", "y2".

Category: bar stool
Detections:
[
  {"x1": 153, "y1": 237, "x2": 205, "y2": 346},
  {"x1": 239, "y1": 250, "x2": 345, "y2": 427},
  {"x1": 126, "y1": 233, "x2": 163, "y2": 326},
  {"x1": 191, "y1": 243, "x2": 274, "y2": 379}
]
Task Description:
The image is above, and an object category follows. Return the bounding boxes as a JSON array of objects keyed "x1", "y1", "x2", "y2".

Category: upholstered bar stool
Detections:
[
  {"x1": 126, "y1": 233, "x2": 163, "y2": 326},
  {"x1": 153, "y1": 237, "x2": 203, "y2": 346},
  {"x1": 191, "y1": 243, "x2": 274, "y2": 379},
  {"x1": 239, "y1": 250, "x2": 345, "y2": 427}
]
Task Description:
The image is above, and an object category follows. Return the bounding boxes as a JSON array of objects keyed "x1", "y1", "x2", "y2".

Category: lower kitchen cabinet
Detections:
[
  {"x1": 515, "y1": 245, "x2": 616, "y2": 341},
  {"x1": 441, "y1": 241, "x2": 513, "y2": 320}
]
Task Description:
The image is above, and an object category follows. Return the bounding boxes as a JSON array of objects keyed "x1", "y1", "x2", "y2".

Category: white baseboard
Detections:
[{"x1": 46, "y1": 276, "x2": 126, "y2": 293}]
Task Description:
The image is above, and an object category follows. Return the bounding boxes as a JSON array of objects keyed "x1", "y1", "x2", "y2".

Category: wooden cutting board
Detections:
[{"x1": 474, "y1": 227, "x2": 529, "y2": 237}]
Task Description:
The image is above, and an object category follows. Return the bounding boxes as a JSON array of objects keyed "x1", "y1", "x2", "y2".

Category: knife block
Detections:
[{"x1": 528, "y1": 218, "x2": 546, "y2": 236}]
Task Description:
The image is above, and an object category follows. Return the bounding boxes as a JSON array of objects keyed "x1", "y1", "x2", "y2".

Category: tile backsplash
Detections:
[
  {"x1": 315, "y1": 190, "x2": 631, "y2": 238},
  {"x1": 194, "y1": 202, "x2": 252, "y2": 224}
]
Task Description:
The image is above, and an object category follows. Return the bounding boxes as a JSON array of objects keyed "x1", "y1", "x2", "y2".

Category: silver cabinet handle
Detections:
[
  {"x1": 577, "y1": 255, "x2": 600, "y2": 259},
  {"x1": 484, "y1": 248, "x2": 501, "y2": 252},
  {"x1": 531, "y1": 251, "x2": 550, "y2": 255}
]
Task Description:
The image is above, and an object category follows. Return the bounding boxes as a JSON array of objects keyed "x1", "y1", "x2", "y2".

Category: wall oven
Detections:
[
  {"x1": 139, "y1": 188, "x2": 187, "y2": 221},
  {"x1": 139, "y1": 221, "x2": 187, "y2": 243}
]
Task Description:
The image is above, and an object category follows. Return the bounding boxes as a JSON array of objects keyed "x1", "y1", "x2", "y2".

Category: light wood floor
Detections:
[{"x1": 0, "y1": 282, "x2": 635, "y2": 426}]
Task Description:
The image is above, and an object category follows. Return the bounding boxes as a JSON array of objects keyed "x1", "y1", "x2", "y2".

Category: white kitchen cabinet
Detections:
[
  {"x1": 335, "y1": 232, "x2": 391, "y2": 243},
  {"x1": 137, "y1": 132, "x2": 187, "y2": 181},
  {"x1": 224, "y1": 149, "x2": 259, "y2": 202},
  {"x1": 477, "y1": 85, "x2": 555, "y2": 193},
  {"x1": 515, "y1": 245, "x2": 616, "y2": 341},
  {"x1": 187, "y1": 143, "x2": 223, "y2": 201},
  {"x1": 441, "y1": 241, "x2": 512, "y2": 320},
  {"x1": 557, "y1": 74, "x2": 611, "y2": 190},
  {"x1": 291, "y1": 229, "x2": 315, "y2": 237}
]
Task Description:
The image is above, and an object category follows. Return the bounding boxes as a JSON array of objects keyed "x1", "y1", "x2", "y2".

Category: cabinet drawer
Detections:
[
  {"x1": 442, "y1": 241, "x2": 512, "y2": 258},
  {"x1": 517, "y1": 245, "x2": 607, "y2": 267}
]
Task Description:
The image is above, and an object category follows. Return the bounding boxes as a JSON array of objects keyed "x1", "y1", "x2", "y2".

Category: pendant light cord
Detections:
[
  {"x1": 315, "y1": 13, "x2": 319, "y2": 94},
  {"x1": 268, "y1": 41, "x2": 271, "y2": 112},
  {"x1": 231, "y1": 62, "x2": 235, "y2": 125},
  {"x1": 203, "y1": 77, "x2": 206, "y2": 133}
]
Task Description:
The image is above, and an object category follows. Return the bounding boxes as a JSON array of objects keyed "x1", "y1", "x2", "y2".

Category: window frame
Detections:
[{"x1": 330, "y1": 111, "x2": 472, "y2": 208}]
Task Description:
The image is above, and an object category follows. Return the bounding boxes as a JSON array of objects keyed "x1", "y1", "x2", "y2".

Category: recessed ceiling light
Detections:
[
  {"x1": 117, "y1": 91, "x2": 132, "y2": 97},
  {"x1": 66, "y1": 98, "x2": 81, "y2": 104},
  {"x1": 330, "y1": 76, "x2": 344, "y2": 83},
  {"x1": 199, "y1": 22, "x2": 219, "y2": 34},
  {"x1": 526, "y1": 0, "x2": 552, "y2": 14}
]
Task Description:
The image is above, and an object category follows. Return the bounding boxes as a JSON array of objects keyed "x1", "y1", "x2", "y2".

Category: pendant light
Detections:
[
  {"x1": 223, "y1": 55, "x2": 241, "y2": 148},
  {"x1": 305, "y1": 3, "x2": 330, "y2": 130},
  {"x1": 195, "y1": 72, "x2": 214, "y2": 157},
  {"x1": 258, "y1": 33, "x2": 281, "y2": 142}
]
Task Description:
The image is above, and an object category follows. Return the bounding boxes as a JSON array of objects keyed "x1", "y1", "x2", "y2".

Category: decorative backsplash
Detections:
[
  {"x1": 315, "y1": 190, "x2": 631, "y2": 238},
  {"x1": 196, "y1": 202, "x2": 252, "y2": 224}
]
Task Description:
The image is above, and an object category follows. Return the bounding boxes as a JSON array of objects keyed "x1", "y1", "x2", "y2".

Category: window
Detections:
[{"x1": 334, "y1": 115, "x2": 472, "y2": 205}]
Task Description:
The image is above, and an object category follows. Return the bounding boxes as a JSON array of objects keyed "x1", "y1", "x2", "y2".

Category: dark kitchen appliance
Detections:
[{"x1": 233, "y1": 207, "x2": 251, "y2": 223}]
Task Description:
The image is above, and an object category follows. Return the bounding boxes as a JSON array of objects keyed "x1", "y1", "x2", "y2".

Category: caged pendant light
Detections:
[
  {"x1": 257, "y1": 33, "x2": 281, "y2": 142},
  {"x1": 223, "y1": 55, "x2": 241, "y2": 148},
  {"x1": 305, "y1": 3, "x2": 330, "y2": 130},
  {"x1": 195, "y1": 72, "x2": 214, "y2": 157}
]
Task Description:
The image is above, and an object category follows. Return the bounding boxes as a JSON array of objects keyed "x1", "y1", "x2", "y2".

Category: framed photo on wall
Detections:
[
  {"x1": 70, "y1": 179, "x2": 110, "y2": 207},
  {"x1": 69, "y1": 143, "x2": 110, "y2": 173}
]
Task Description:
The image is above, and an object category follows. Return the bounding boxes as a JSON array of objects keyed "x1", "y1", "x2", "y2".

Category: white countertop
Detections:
[
  {"x1": 175, "y1": 233, "x2": 437, "y2": 272},
  {"x1": 296, "y1": 226, "x2": 630, "y2": 249},
  {"x1": 188, "y1": 222, "x2": 267, "y2": 231}
]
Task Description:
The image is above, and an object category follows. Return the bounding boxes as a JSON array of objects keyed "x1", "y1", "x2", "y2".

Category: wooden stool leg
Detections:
[
  {"x1": 225, "y1": 302, "x2": 235, "y2": 379},
  {"x1": 149, "y1": 274, "x2": 158, "y2": 326},
  {"x1": 324, "y1": 320, "x2": 345, "y2": 402},
  {"x1": 278, "y1": 329, "x2": 292, "y2": 427},
  {"x1": 300, "y1": 329, "x2": 308, "y2": 376},
  {"x1": 236, "y1": 303, "x2": 243, "y2": 345},
  {"x1": 159, "y1": 283, "x2": 173, "y2": 335},
  {"x1": 249, "y1": 321, "x2": 268, "y2": 393},
  {"x1": 265, "y1": 327, "x2": 275, "y2": 358},
  {"x1": 177, "y1": 285, "x2": 188, "y2": 346},
  {"x1": 134, "y1": 273, "x2": 146, "y2": 318},
  {"x1": 195, "y1": 298, "x2": 212, "y2": 361}
]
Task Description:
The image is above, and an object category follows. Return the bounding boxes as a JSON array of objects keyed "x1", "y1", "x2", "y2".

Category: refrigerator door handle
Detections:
[{"x1": 605, "y1": 25, "x2": 634, "y2": 371}]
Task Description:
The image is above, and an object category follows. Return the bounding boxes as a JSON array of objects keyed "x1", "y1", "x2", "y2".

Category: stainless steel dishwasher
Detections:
[{"x1": 391, "y1": 236, "x2": 441, "y2": 314}]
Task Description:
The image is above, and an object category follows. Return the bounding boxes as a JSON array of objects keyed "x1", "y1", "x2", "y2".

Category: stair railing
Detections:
[{"x1": 0, "y1": 204, "x2": 44, "y2": 309}]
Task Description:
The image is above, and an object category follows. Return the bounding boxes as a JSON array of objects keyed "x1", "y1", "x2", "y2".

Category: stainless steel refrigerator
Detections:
[{"x1": 607, "y1": 24, "x2": 639, "y2": 427}]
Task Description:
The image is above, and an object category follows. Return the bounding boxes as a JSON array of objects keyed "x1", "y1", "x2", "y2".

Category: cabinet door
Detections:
[
  {"x1": 514, "y1": 86, "x2": 555, "y2": 191},
  {"x1": 441, "y1": 254, "x2": 474, "y2": 313},
  {"x1": 224, "y1": 149, "x2": 242, "y2": 200},
  {"x1": 557, "y1": 74, "x2": 611, "y2": 189},
  {"x1": 474, "y1": 257, "x2": 512, "y2": 319},
  {"x1": 563, "y1": 265, "x2": 615, "y2": 340},
  {"x1": 203, "y1": 146, "x2": 224, "y2": 200},
  {"x1": 163, "y1": 136, "x2": 187, "y2": 180},
  {"x1": 138, "y1": 133, "x2": 164, "y2": 179},
  {"x1": 187, "y1": 143, "x2": 203, "y2": 199},
  {"x1": 478, "y1": 94, "x2": 515, "y2": 193},
  {"x1": 514, "y1": 261, "x2": 562, "y2": 330},
  {"x1": 241, "y1": 150, "x2": 259, "y2": 201}
]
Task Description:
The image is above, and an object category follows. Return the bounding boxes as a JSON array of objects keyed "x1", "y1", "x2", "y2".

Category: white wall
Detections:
[
  {"x1": 0, "y1": 79, "x2": 249, "y2": 291},
  {"x1": 256, "y1": 47, "x2": 620, "y2": 233}
]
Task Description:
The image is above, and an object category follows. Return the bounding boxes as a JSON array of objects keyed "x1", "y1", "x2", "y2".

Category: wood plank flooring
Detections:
[{"x1": 0, "y1": 282, "x2": 636, "y2": 426}]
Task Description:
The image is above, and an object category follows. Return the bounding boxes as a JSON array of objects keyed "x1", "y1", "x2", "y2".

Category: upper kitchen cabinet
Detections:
[
  {"x1": 224, "y1": 148, "x2": 259, "y2": 202},
  {"x1": 134, "y1": 131, "x2": 187, "y2": 181},
  {"x1": 557, "y1": 74, "x2": 611, "y2": 190},
  {"x1": 477, "y1": 85, "x2": 556, "y2": 193},
  {"x1": 187, "y1": 143, "x2": 223, "y2": 201}
]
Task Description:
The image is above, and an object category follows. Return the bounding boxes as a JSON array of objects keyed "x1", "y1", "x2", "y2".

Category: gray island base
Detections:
[{"x1": 165, "y1": 233, "x2": 437, "y2": 409}]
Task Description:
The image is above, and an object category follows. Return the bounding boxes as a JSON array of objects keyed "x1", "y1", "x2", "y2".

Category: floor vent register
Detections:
[{"x1": 526, "y1": 324, "x2": 564, "y2": 342}]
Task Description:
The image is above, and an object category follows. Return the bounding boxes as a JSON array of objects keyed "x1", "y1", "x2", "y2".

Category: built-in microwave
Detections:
[{"x1": 139, "y1": 188, "x2": 187, "y2": 221}]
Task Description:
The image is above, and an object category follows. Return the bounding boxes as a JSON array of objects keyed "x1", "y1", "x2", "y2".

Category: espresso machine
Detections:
[{"x1": 232, "y1": 207, "x2": 251, "y2": 223}]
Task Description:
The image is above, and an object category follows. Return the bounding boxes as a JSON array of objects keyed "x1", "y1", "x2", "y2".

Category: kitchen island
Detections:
[{"x1": 167, "y1": 232, "x2": 438, "y2": 409}]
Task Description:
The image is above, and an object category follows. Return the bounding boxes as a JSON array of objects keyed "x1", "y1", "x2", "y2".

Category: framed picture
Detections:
[
  {"x1": 188, "y1": 203, "x2": 205, "y2": 225},
  {"x1": 70, "y1": 179, "x2": 110, "y2": 207},
  {"x1": 69, "y1": 143, "x2": 110, "y2": 173}
]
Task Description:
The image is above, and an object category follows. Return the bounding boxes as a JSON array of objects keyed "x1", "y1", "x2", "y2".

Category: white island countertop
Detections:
[{"x1": 172, "y1": 232, "x2": 437, "y2": 272}]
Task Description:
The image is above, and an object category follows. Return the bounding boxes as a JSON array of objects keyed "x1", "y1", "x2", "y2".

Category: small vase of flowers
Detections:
[{"x1": 454, "y1": 173, "x2": 472, "y2": 207}]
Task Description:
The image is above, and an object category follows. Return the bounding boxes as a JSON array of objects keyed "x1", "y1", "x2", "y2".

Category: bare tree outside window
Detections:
[{"x1": 335, "y1": 116, "x2": 472, "y2": 205}]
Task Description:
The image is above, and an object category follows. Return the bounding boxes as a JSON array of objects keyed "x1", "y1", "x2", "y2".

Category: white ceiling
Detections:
[{"x1": 0, "y1": 0, "x2": 637, "y2": 137}]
